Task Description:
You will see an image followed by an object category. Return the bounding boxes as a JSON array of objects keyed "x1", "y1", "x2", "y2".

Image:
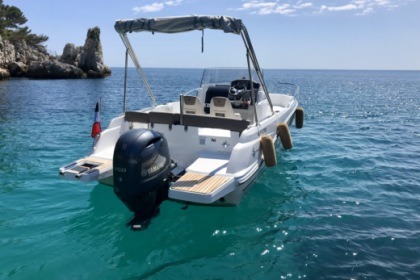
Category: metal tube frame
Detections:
[
  {"x1": 118, "y1": 23, "x2": 274, "y2": 117},
  {"x1": 240, "y1": 26, "x2": 274, "y2": 114},
  {"x1": 123, "y1": 49, "x2": 128, "y2": 112},
  {"x1": 119, "y1": 33, "x2": 156, "y2": 108}
]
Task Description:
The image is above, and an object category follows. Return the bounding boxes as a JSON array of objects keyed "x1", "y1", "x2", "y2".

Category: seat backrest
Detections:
[
  {"x1": 204, "y1": 85, "x2": 230, "y2": 113},
  {"x1": 182, "y1": 96, "x2": 205, "y2": 115},
  {"x1": 210, "y1": 97, "x2": 241, "y2": 120}
]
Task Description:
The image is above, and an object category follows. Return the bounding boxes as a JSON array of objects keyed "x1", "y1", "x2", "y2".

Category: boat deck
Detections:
[
  {"x1": 59, "y1": 156, "x2": 113, "y2": 181},
  {"x1": 169, "y1": 172, "x2": 235, "y2": 204},
  {"x1": 83, "y1": 156, "x2": 112, "y2": 167},
  {"x1": 171, "y1": 172, "x2": 231, "y2": 194}
]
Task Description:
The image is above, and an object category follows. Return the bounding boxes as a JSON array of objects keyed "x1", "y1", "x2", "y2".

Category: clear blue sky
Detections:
[{"x1": 5, "y1": 0, "x2": 420, "y2": 70}]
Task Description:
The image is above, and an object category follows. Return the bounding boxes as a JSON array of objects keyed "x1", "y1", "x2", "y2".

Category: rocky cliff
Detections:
[{"x1": 0, "y1": 27, "x2": 110, "y2": 80}]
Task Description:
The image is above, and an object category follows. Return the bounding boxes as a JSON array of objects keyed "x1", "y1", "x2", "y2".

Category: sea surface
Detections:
[{"x1": 0, "y1": 68, "x2": 419, "y2": 279}]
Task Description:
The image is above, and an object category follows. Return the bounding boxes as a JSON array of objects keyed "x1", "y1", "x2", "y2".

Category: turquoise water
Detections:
[{"x1": 0, "y1": 69, "x2": 419, "y2": 279}]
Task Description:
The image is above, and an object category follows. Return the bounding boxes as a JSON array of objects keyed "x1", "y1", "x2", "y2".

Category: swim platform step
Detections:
[{"x1": 169, "y1": 172, "x2": 235, "y2": 204}]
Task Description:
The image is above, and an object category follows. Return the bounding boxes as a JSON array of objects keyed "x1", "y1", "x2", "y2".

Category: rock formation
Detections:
[
  {"x1": 58, "y1": 27, "x2": 111, "y2": 78},
  {"x1": 26, "y1": 60, "x2": 85, "y2": 79},
  {"x1": 0, "y1": 27, "x2": 110, "y2": 80},
  {"x1": 0, "y1": 35, "x2": 14, "y2": 79},
  {"x1": 79, "y1": 27, "x2": 111, "y2": 78}
]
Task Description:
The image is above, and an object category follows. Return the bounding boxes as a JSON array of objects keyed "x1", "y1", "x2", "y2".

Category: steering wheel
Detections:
[{"x1": 229, "y1": 82, "x2": 248, "y2": 98}]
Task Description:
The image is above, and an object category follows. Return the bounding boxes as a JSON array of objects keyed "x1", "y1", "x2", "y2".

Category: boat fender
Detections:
[
  {"x1": 295, "y1": 107, "x2": 304, "y2": 129},
  {"x1": 276, "y1": 122, "x2": 293, "y2": 150},
  {"x1": 260, "y1": 135, "x2": 277, "y2": 167}
]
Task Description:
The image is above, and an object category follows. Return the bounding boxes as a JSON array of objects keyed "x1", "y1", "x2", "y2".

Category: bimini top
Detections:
[{"x1": 114, "y1": 15, "x2": 243, "y2": 35}]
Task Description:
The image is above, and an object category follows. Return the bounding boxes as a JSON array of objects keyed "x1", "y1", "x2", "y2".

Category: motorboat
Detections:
[{"x1": 59, "y1": 15, "x2": 304, "y2": 223}]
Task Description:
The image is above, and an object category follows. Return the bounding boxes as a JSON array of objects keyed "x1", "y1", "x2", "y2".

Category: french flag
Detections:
[{"x1": 91, "y1": 102, "x2": 101, "y2": 138}]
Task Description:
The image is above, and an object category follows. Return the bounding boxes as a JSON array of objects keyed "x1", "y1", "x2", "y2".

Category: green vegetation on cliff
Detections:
[{"x1": 0, "y1": 0, "x2": 48, "y2": 46}]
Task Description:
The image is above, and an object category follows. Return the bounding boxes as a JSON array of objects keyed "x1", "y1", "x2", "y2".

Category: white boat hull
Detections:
[{"x1": 60, "y1": 93, "x2": 298, "y2": 206}]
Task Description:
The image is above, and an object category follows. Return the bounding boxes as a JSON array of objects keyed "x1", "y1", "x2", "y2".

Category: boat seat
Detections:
[
  {"x1": 210, "y1": 97, "x2": 241, "y2": 120},
  {"x1": 204, "y1": 85, "x2": 230, "y2": 113},
  {"x1": 182, "y1": 96, "x2": 205, "y2": 115}
]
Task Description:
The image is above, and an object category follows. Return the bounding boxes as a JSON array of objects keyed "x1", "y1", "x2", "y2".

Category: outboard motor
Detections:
[{"x1": 113, "y1": 129, "x2": 171, "y2": 228}]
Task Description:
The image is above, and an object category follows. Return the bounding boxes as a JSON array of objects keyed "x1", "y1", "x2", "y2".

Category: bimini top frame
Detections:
[{"x1": 114, "y1": 15, "x2": 274, "y2": 114}]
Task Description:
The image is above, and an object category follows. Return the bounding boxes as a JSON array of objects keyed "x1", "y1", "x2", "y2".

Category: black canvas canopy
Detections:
[{"x1": 114, "y1": 15, "x2": 243, "y2": 35}]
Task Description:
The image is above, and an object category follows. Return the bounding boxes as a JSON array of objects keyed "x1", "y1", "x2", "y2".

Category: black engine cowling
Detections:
[{"x1": 113, "y1": 128, "x2": 171, "y2": 215}]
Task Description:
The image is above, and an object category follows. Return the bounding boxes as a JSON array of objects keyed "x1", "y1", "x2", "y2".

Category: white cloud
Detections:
[
  {"x1": 133, "y1": 2, "x2": 164, "y2": 13},
  {"x1": 375, "y1": 0, "x2": 391, "y2": 6},
  {"x1": 295, "y1": 2, "x2": 314, "y2": 9},
  {"x1": 133, "y1": 0, "x2": 183, "y2": 14},
  {"x1": 239, "y1": 1, "x2": 314, "y2": 15},
  {"x1": 238, "y1": 0, "x2": 409, "y2": 16},
  {"x1": 318, "y1": 0, "x2": 408, "y2": 15},
  {"x1": 165, "y1": 0, "x2": 183, "y2": 6},
  {"x1": 240, "y1": 1, "x2": 277, "y2": 14},
  {"x1": 320, "y1": 4, "x2": 359, "y2": 12},
  {"x1": 356, "y1": 7, "x2": 375, "y2": 15}
]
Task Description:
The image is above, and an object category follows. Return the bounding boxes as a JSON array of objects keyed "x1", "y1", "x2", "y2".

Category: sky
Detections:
[{"x1": 4, "y1": 0, "x2": 420, "y2": 70}]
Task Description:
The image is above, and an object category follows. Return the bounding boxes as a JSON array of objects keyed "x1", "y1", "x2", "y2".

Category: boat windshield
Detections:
[{"x1": 201, "y1": 68, "x2": 259, "y2": 86}]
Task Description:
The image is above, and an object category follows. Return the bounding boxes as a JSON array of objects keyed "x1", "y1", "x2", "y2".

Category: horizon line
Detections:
[{"x1": 108, "y1": 66, "x2": 420, "y2": 72}]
